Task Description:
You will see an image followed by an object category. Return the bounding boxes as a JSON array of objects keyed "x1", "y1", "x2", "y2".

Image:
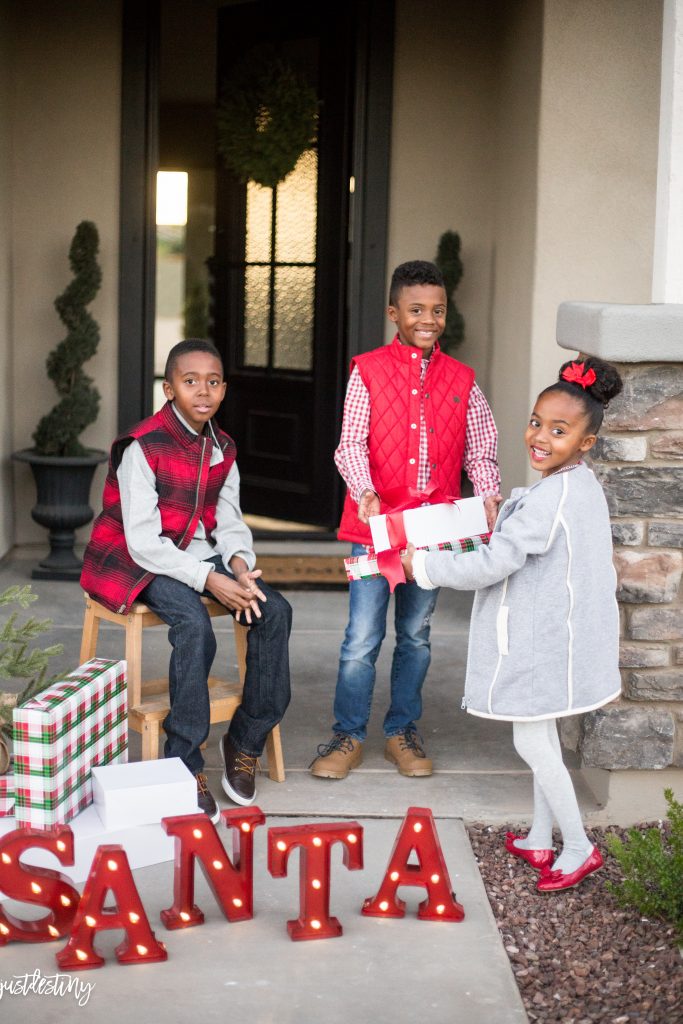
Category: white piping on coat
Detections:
[
  {"x1": 487, "y1": 575, "x2": 509, "y2": 714},
  {"x1": 487, "y1": 472, "x2": 570, "y2": 717},
  {"x1": 560, "y1": 510, "x2": 575, "y2": 709},
  {"x1": 544, "y1": 472, "x2": 569, "y2": 552}
]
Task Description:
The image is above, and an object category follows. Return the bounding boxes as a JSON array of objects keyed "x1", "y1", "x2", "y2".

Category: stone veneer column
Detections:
[{"x1": 557, "y1": 303, "x2": 683, "y2": 787}]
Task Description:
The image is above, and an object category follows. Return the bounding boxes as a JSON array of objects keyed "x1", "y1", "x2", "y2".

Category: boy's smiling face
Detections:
[
  {"x1": 163, "y1": 351, "x2": 227, "y2": 433},
  {"x1": 388, "y1": 284, "x2": 447, "y2": 353}
]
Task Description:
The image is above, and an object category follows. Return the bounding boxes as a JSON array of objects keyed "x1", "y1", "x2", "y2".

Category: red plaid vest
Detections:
[
  {"x1": 80, "y1": 401, "x2": 237, "y2": 613},
  {"x1": 337, "y1": 338, "x2": 474, "y2": 544}
]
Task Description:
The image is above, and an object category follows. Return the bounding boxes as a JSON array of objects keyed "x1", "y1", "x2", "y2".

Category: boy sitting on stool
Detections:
[{"x1": 81, "y1": 339, "x2": 292, "y2": 822}]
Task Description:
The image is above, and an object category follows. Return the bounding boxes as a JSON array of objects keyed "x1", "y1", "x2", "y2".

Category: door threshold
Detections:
[{"x1": 244, "y1": 513, "x2": 338, "y2": 542}]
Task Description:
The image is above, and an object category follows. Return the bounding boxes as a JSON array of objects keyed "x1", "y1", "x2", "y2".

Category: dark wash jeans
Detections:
[{"x1": 139, "y1": 555, "x2": 292, "y2": 774}]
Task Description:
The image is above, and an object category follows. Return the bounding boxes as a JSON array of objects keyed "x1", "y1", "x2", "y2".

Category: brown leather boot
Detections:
[
  {"x1": 384, "y1": 730, "x2": 433, "y2": 777},
  {"x1": 310, "y1": 734, "x2": 363, "y2": 779}
]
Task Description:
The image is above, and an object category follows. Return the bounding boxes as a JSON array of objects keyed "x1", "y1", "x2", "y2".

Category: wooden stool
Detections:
[{"x1": 80, "y1": 593, "x2": 285, "y2": 782}]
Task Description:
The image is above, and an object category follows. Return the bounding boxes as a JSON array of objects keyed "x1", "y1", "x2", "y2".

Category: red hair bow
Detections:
[{"x1": 562, "y1": 361, "x2": 596, "y2": 389}]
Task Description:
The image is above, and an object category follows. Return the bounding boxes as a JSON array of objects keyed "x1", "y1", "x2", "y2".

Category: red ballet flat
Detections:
[
  {"x1": 504, "y1": 832, "x2": 555, "y2": 870},
  {"x1": 536, "y1": 845, "x2": 604, "y2": 892}
]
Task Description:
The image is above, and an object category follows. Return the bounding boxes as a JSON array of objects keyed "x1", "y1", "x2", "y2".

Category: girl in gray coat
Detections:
[{"x1": 403, "y1": 357, "x2": 623, "y2": 893}]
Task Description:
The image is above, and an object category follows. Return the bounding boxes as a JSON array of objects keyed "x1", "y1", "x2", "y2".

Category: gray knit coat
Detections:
[{"x1": 412, "y1": 463, "x2": 622, "y2": 721}]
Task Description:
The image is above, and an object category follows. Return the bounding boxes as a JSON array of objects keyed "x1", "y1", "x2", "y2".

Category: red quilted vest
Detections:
[
  {"x1": 337, "y1": 337, "x2": 474, "y2": 544},
  {"x1": 80, "y1": 401, "x2": 236, "y2": 613}
]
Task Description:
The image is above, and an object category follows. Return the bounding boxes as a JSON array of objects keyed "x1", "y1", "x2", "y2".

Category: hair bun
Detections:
[{"x1": 559, "y1": 356, "x2": 622, "y2": 406}]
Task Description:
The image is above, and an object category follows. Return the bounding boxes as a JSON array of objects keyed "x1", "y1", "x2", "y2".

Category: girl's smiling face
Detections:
[{"x1": 525, "y1": 390, "x2": 597, "y2": 477}]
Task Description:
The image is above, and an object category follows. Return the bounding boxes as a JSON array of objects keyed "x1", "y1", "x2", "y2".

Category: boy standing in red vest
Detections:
[
  {"x1": 310, "y1": 261, "x2": 501, "y2": 780},
  {"x1": 81, "y1": 339, "x2": 292, "y2": 822}
]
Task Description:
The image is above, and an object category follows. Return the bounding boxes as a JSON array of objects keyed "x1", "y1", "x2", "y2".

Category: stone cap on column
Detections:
[{"x1": 557, "y1": 302, "x2": 683, "y2": 362}]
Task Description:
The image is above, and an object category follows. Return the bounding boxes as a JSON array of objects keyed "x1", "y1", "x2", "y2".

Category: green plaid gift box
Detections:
[
  {"x1": 12, "y1": 658, "x2": 128, "y2": 828},
  {"x1": 344, "y1": 534, "x2": 491, "y2": 582},
  {"x1": 0, "y1": 772, "x2": 14, "y2": 817}
]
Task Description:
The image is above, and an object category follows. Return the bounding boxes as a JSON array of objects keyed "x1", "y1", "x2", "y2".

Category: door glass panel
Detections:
[
  {"x1": 244, "y1": 265, "x2": 270, "y2": 367},
  {"x1": 273, "y1": 266, "x2": 315, "y2": 370},
  {"x1": 241, "y1": 148, "x2": 318, "y2": 373},
  {"x1": 246, "y1": 181, "x2": 273, "y2": 263},
  {"x1": 275, "y1": 149, "x2": 317, "y2": 263}
]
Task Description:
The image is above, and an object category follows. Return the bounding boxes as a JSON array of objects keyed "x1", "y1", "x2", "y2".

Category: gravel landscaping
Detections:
[{"x1": 467, "y1": 824, "x2": 683, "y2": 1024}]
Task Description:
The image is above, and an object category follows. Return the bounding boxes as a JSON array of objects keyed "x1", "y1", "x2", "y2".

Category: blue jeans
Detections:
[
  {"x1": 140, "y1": 556, "x2": 292, "y2": 774},
  {"x1": 332, "y1": 544, "x2": 440, "y2": 741}
]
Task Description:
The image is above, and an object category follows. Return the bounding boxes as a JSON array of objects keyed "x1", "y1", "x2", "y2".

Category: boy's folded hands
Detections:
[{"x1": 205, "y1": 567, "x2": 267, "y2": 624}]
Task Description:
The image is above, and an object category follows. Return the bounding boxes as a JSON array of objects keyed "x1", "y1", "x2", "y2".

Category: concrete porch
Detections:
[
  {"x1": 1, "y1": 541, "x2": 679, "y2": 1024},
  {"x1": 0, "y1": 541, "x2": 630, "y2": 826}
]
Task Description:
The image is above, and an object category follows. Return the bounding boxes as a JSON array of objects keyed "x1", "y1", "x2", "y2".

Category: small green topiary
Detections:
[
  {"x1": 0, "y1": 585, "x2": 63, "y2": 773},
  {"x1": 606, "y1": 788, "x2": 683, "y2": 942},
  {"x1": 183, "y1": 276, "x2": 210, "y2": 340},
  {"x1": 435, "y1": 230, "x2": 465, "y2": 354},
  {"x1": 32, "y1": 221, "x2": 102, "y2": 457}
]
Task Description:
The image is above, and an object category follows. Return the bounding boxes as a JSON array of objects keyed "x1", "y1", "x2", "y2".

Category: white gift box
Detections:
[
  {"x1": 369, "y1": 496, "x2": 488, "y2": 552},
  {"x1": 0, "y1": 804, "x2": 177, "y2": 889},
  {"x1": 91, "y1": 757, "x2": 198, "y2": 830}
]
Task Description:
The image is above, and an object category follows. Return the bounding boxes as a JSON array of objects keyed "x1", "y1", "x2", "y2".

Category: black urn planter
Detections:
[{"x1": 12, "y1": 449, "x2": 107, "y2": 581}]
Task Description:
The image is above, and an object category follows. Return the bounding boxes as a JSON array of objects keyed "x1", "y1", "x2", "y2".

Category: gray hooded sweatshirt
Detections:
[{"x1": 412, "y1": 463, "x2": 621, "y2": 721}]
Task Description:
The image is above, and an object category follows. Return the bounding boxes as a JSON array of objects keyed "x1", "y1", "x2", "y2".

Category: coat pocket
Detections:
[{"x1": 496, "y1": 605, "x2": 509, "y2": 656}]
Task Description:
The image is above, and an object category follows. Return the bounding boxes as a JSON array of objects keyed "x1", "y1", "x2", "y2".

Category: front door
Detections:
[{"x1": 212, "y1": 2, "x2": 355, "y2": 528}]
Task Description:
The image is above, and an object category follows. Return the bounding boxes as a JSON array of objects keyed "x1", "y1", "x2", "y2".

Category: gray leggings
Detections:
[{"x1": 512, "y1": 718, "x2": 589, "y2": 857}]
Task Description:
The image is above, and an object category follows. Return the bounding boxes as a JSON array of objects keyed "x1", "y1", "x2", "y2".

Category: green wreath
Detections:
[{"x1": 217, "y1": 50, "x2": 319, "y2": 189}]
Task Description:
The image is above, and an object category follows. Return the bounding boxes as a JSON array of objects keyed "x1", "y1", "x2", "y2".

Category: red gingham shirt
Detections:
[{"x1": 335, "y1": 358, "x2": 500, "y2": 504}]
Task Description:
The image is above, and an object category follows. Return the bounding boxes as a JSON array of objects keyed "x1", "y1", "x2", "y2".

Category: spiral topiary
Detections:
[
  {"x1": 32, "y1": 221, "x2": 102, "y2": 457},
  {"x1": 435, "y1": 230, "x2": 465, "y2": 354}
]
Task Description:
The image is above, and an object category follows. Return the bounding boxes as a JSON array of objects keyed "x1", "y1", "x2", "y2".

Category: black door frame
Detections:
[
  {"x1": 118, "y1": 0, "x2": 160, "y2": 434},
  {"x1": 117, "y1": 0, "x2": 394, "y2": 473}
]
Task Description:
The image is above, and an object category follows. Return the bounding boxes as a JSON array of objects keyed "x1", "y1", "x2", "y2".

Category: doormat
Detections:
[{"x1": 257, "y1": 555, "x2": 348, "y2": 588}]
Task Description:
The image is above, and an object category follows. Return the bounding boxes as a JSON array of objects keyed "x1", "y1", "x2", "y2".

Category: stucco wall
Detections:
[
  {"x1": 10, "y1": 1, "x2": 122, "y2": 545},
  {"x1": 386, "y1": 0, "x2": 500, "y2": 390},
  {"x1": 528, "y1": 0, "x2": 662, "y2": 469},
  {"x1": 388, "y1": 0, "x2": 662, "y2": 494},
  {"x1": 489, "y1": 0, "x2": 543, "y2": 493},
  {"x1": 0, "y1": 0, "x2": 13, "y2": 558}
]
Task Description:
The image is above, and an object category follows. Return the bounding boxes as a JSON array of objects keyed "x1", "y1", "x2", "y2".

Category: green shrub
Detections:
[
  {"x1": 606, "y1": 788, "x2": 683, "y2": 941},
  {"x1": 0, "y1": 585, "x2": 63, "y2": 738},
  {"x1": 434, "y1": 230, "x2": 464, "y2": 354}
]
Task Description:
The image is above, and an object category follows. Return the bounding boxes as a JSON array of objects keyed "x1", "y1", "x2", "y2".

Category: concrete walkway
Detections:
[
  {"x1": 0, "y1": 544, "x2": 599, "y2": 824},
  {"x1": 0, "y1": 816, "x2": 527, "y2": 1024},
  {"x1": 1, "y1": 542, "x2": 590, "y2": 1023}
]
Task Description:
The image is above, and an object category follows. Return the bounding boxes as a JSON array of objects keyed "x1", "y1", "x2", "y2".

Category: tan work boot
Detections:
[
  {"x1": 384, "y1": 730, "x2": 433, "y2": 777},
  {"x1": 310, "y1": 734, "x2": 363, "y2": 779}
]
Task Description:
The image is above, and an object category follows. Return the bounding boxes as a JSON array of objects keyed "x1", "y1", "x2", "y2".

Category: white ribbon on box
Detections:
[{"x1": 369, "y1": 496, "x2": 488, "y2": 551}]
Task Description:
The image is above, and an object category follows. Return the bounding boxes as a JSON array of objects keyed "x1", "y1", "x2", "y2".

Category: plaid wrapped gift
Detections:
[
  {"x1": 12, "y1": 658, "x2": 128, "y2": 828},
  {"x1": 344, "y1": 534, "x2": 491, "y2": 582},
  {"x1": 0, "y1": 771, "x2": 14, "y2": 817}
]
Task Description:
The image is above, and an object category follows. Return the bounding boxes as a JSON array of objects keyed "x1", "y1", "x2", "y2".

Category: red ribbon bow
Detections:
[
  {"x1": 374, "y1": 484, "x2": 458, "y2": 593},
  {"x1": 561, "y1": 361, "x2": 596, "y2": 389}
]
